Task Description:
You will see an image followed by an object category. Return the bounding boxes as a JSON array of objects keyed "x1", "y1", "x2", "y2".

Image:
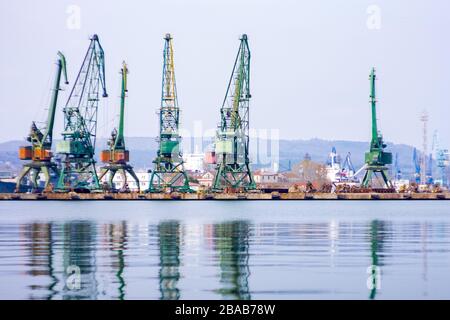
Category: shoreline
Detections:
[{"x1": 0, "y1": 192, "x2": 449, "y2": 201}]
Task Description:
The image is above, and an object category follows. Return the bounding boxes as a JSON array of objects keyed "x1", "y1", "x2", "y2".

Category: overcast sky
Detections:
[{"x1": 0, "y1": 0, "x2": 449, "y2": 150}]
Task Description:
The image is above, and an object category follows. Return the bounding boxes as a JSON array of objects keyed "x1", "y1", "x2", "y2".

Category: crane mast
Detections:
[
  {"x1": 16, "y1": 52, "x2": 69, "y2": 192},
  {"x1": 147, "y1": 34, "x2": 191, "y2": 193},
  {"x1": 99, "y1": 62, "x2": 140, "y2": 192},
  {"x1": 55, "y1": 34, "x2": 107, "y2": 192},
  {"x1": 361, "y1": 68, "x2": 393, "y2": 189},
  {"x1": 212, "y1": 34, "x2": 255, "y2": 191}
]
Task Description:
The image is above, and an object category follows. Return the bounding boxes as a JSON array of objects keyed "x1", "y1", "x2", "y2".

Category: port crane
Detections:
[
  {"x1": 212, "y1": 34, "x2": 256, "y2": 191},
  {"x1": 361, "y1": 68, "x2": 393, "y2": 189},
  {"x1": 426, "y1": 153, "x2": 433, "y2": 184},
  {"x1": 55, "y1": 34, "x2": 107, "y2": 192},
  {"x1": 16, "y1": 52, "x2": 69, "y2": 192},
  {"x1": 393, "y1": 152, "x2": 402, "y2": 181},
  {"x1": 99, "y1": 62, "x2": 139, "y2": 192},
  {"x1": 147, "y1": 34, "x2": 191, "y2": 193},
  {"x1": 432, "y1": 131, "x2": 449, "y2": 187}
]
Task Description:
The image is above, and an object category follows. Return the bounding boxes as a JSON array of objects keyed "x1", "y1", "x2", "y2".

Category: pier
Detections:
[{"x1": 1, "y1": 192, "x2": 449, "y2": 201}]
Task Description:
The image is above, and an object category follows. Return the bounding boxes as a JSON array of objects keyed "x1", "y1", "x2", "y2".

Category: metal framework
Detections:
[
  {"x1": 212, "y1": 34, "x2": 256, "y2": 191},
  {"x1": 55, "y1": 34, "x2": 107, "y2": 192},
  {"x1": 16, "y1": 52, "x2": 69, "y2": 192},
  {"x1": 361, "y1": 68, "x2": 393, "y2": 188},
  {"x1": 98, "y1": 62, "x2": 139, "y2": 192},
  {"x1": 147, "y1": 34, "x2": 191, "y2": 193},
  {"x1": 432, "y1": 131, "x2": 449, "y2": 187}
]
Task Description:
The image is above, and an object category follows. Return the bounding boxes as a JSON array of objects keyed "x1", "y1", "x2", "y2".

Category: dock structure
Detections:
[{"x1": 1, "y1": 192, "x2": 449, "y2": 201}]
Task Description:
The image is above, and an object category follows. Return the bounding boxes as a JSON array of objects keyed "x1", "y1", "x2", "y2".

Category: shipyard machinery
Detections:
[
  {"x1": 147, "y1": 34, "x2": 191, "y2": 193},
  {"x1": 413, "y1": 148, "x2": 421, "y2": 184},
  {"x1": 426, "y1": 153, "x2": 433, "y2": 184},
  {"x1": 55, "y1": 34, "x2": 108, "y2": 192},
  {"x1": 393, "y1": 152, "x2": 402, "y2": 181},
  {"x1": 212, "y1": 34, "x2": 256, "y2": 192},
  {"x1": 16, "y1": 52, "x2": 69, "y2": 192},
  {"x1": 432, "y1": 131, "x2": 449, "y2": 187},
  {"x1": 361, "y1": 68, "x2": 393, "y2": 189},
  {"x1": 99, "y1": 62, "x2": 139, "y2": 192}
]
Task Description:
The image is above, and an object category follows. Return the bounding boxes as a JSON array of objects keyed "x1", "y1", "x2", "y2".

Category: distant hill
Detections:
[{"x1": 0, "y1": 137, "x2": 420, "y2": 178}]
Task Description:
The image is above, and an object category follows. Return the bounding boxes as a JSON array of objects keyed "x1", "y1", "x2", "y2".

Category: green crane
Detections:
[
  {"x1": 98, "y1": 62, "x2": 140, "y2": 192},
  {"x1": 55, "y1": 34, "x2": 108, "y2": 192},
  {"x1": 361, "y1": 68, "x2": 393, "y2": 189},
  {"x1": 212, "y1": 34, "x2": 256, "y2": 192},
  {"x1": 16, "y1": 52, "x2": 69, "y2": 192},
  {"x1": 147, "y1": 34, "x2": 191, "y2": 193}
]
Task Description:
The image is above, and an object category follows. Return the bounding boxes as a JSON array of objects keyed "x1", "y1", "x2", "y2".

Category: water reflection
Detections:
[
  {"x1": 368, "y1": 220, "x2": 386, "y2": 300},
  {"x1": 158, "y1": 221, "x2": 181, "y2": 300},
  {"x1": 23, "y1": 223, "x2": 57, "y2": 300},
  {"x1": 213, "y1": 221, "x2": 251, "y2": 300},
  {"x1": 62, "y1": 222, "x2": 97, "y2": 299},
  {"x1": 106, "y1": 222, "x2": 126, "y2": 300},
  {"x1": 2, "y1": 211, "x2": 450, "y2": 299}
]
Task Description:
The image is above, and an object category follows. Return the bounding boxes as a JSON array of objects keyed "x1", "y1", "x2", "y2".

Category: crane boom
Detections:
[
  {"x1": 41, "y1": 51, "x2": 69, "y2": 148},
  {"x1": 115, "y1": 61, "x2": 127, "y2": 149},
  {"x1": 369, "y1": 68, "x2": 378, "y2": 145}
]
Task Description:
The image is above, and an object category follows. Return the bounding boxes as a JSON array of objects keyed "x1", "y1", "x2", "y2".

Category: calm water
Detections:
[{"x1": 0, "y1": 201, "x2": 449, "y2": 300}]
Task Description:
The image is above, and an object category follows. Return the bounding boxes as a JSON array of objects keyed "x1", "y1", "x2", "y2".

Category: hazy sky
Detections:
[{"x1": 1, "y1": 0, "x2": 449, "y2": 149}]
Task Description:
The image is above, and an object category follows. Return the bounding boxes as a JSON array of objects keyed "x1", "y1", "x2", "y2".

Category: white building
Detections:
[
  {"x1": 183, "y1": 153, "x2": 205, "y2": 173},
  {"x1": 253, "y1": 169, "x2": 280, "y2": 184},
  {"x1": 100, "y1": 170, "x2": 150, "y2": 191}
]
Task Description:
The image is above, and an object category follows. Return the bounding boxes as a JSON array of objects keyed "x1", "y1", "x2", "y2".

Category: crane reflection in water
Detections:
[
  {"x1": 213, "y1": 221, "x2": 251, "y2": 300},
  {"x1": 16, "y1": 212, "x2": 446, "y2": 300},
  {"x1": 368, "y1": 220, "x2": 387, "y2": 300},
  {"x1": 23, "y1": 223, "x2": 57, "y2": 300},
  {"x1": 158, "y1": 221, "x2": 181, "y2": 300}
]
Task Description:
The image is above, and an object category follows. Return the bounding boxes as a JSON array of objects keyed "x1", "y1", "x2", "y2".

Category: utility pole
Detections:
[{"x1": 420, "y1": 111, "x2": 428, "y2": 185}]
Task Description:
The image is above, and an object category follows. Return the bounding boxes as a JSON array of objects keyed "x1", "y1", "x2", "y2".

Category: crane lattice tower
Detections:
[
  {"x1": 420, "y1": 111, "x2": 428, "y2": 185},
  {"x1": 147, "y1": 34, "x2": 191, "y2": 193}
]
